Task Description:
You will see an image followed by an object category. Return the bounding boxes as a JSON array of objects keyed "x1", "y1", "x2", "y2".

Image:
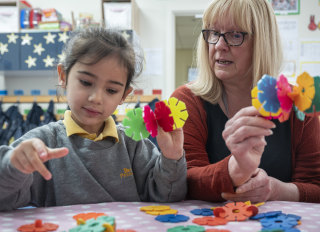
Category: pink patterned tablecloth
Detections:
[{"x1": 0, "y1": 200, "x2": 320, "y2": 232}]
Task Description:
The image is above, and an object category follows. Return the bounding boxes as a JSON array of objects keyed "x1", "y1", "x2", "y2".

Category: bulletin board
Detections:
[{"x1": 273, "y1": 1, "x2": 320, "y2": 83}]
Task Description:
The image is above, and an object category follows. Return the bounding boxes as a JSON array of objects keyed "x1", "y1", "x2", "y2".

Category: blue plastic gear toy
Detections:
[
  {"x1": 155, "y1": 214, "x2": 189, "y2": 223},
  {"x1": 190, "y1": 208, "x2": 214, "y2": 216},
  {"x1": 257, "y1": 74, "x2": 281, "y2": 113},
  {"x1": 260, "y1": 214, "x2": 299, "y2": 230}
]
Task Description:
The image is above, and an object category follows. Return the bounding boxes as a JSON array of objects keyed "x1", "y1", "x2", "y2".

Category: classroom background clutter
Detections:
[
  {"x1": 0, "y1": 0, "x2": 319, "y2": 143},
  {"x1": 0, "y1": 1, "x2": 320, "y2": 232}
]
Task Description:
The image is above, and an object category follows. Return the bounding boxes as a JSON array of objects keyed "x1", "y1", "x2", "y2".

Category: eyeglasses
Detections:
[{"x1": 202, "y1": 30, "x2": 248, "y2": 46}]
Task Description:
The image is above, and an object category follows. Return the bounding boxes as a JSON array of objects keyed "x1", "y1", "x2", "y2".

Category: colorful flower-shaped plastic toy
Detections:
[
  {"x1": 17, "y1": 219, "x2": 59, "y2": 232},
  {"x1": 122, "y1": 98, "x2": 189, "y2": 140},
  {"x1": 260, "y1": 214, "x2": 299, "y2": 230},
  {"x1": 192, "y1": 216, "x2": 228, "y2": 226},
  {"x1": 277, "y1": 74, "x2": 293, "y2": 112},
  {"x1": 288, "y1": 72, "x2": 315, "y2": 112},
  {"x1": 69, "y1": 215, "x2": 115, "y2": 232},
  {"x1": 190, "y1": 208, "x2": 214, "y2": 216},
  {"x1": 164, "y1": 97, "x2": 188, "y2": 129},
  {"x1": 140, "y1": 205, "x2": 178, "y2": 215},
  {"x1": 122, "y1": 108, "x2": 150, "y2": 141},
  {"x1": 167, "y1": 225, "x2": 205, "y2": 232},
  {"x1": 155, "y1": 214, "x2": 189, "y2": 223},
  {"x1": 276, "y1": 74, "x2": 293, "y2": 122},
  {"x1": 213, "y1": 202, "x2": 258, "y2": 221},
  {"x1": 304, "y1": 76, "x2": 320, "y2": 116},
  {"x1": 257, "y1": 74, "x2": 281, "y2": 114},
  {"x1": 73, "y1": 212, "x2": 106, "y2": 225},
  {"x1": 250, "y1": 211, "x2": 282, "y2": 220},
  {"x1": 252, "y1": 72, "x2": 320, "y2": 122},
  {"x1": 155, "y1": 101, "x2": 174, "y2": 132},
  {"x1": 143, "y1": 105, "x2": 158, "y2": 137},
  {"x1": 252, "y1": 86, "x2": 282, "y2": 119}
]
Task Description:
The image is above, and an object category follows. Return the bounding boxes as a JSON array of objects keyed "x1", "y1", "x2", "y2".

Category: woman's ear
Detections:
[
  {"x1": 120, "y1": 87, "x2": 133, "y2": 105},
  {"x1": 57, "y1": 64, "x2": 67, "y2": 88}
]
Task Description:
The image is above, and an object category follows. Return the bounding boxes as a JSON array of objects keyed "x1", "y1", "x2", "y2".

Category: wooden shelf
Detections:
[
  {"x1": 0, "y1": 95, "x2": 67, "y2": 103},
  {"x1": 0, "y1": 94, "x2": 161, "y2": 104},
  {"x1": 123, "y1": 94, "x2": 161, "y2": 103}
]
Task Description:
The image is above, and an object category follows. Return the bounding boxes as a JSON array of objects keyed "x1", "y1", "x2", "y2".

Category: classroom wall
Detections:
[
  {"x1": 2, "y1": 0, "x2": 320, "y2": 99},
  {"x1": 2, "y1": 0, "x2": 210, "y2": 99},
  {"x1": 128, "y1": 0, "x2": 210, "y2": 98},
  {"x1": 276, "y1": 0, "x2": 320, "y2": 83},
  {"x1": 175, "y1": 49, "x2": 195, "y2": 88}
]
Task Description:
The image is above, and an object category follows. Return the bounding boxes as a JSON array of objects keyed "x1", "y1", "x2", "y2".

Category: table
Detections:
[{"x1": 1, "y1": 200, "x2": 320, "y2": 232}]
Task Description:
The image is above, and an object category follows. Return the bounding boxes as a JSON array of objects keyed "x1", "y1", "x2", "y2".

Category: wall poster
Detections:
[{"x1": 270, "y1": 0, "x2": 300, "y2": 15}]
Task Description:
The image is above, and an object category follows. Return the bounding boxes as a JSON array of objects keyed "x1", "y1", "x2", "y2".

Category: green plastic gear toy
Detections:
[
  {"x1": 122, "y1": 108, "x2": 150, "y2": 141},
  {"x1": 69, "y1": 215, "x2": 115, "y2": 232},
  {"x1": 167, "y1": 225, "x2": 205, "y2": 232}
]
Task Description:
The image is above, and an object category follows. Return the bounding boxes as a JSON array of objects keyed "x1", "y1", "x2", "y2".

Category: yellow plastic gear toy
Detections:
[{"x1": 164, "y1": 97, "x2": 189, "y2": 129}]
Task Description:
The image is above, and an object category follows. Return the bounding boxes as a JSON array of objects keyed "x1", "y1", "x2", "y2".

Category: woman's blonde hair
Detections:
[{"x1": 188, "y1": 0, "x2": 283, "y2": 104}]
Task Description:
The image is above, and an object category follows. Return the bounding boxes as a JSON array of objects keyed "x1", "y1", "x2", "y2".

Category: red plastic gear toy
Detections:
[
  {"x1": 154, "y1": 101, "x2": 174, "y2": 132},
  {"x1": 143, "y1": 105, "x2": 158, "y2": 137}
]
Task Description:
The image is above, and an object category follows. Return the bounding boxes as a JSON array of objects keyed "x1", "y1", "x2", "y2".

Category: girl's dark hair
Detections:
[{"x1": 60, "y1": 27, "x2": 143, "y2": 90}]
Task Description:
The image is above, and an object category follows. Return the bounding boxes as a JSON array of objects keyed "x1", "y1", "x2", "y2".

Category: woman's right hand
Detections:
[
  {"x1": 222, "y1": 106, "x2": 275, "y2": 186},
  {"x1": 10, "y1": 138, "x2": 69, "y2": 180}
]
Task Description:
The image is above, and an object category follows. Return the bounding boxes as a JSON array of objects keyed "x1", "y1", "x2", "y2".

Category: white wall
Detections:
[
  {"x1": 176, "y1": 49, "x2": 195, "y2": 87},
  {"x1": 276, "y1": 1, "x2": 320, "y2": 82},
  {"x1": 135, "y1": 0, "x2": 210, "y2": 98},
  {"x1": 6, "y1": 0, "x2": 210, "y2": 99},
  {"x1": 6, "y1": 0, "x2": 319, "y2": 98}
]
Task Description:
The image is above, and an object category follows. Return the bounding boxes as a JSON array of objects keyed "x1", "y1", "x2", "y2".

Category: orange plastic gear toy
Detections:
[
  {"x1": 73, "y1": 212, "x2": 107, "y2": 224},
  {"x1": 288, "y1": 72, "x2": 315, "y2": 112},
  {"x1": 192, "y1": 216, "x2": 228, "y2": 226},
  {"x1": 17, "y1": 219, "x2": 59, "y2": 232},
  {"x1": 213, "y1": 202, "x2": 258, "y2": 221}
]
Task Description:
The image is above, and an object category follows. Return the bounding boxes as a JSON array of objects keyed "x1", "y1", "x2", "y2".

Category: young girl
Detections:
[{"x1": 0, "y1": 27, "x2": 187, "y2": 211}]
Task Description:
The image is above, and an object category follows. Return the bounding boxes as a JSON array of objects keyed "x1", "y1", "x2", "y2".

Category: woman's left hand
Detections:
[
  {"x1": 221, "y1": 168, "x2": 275, "y2": 203},
  {"x1": 156, "y1": 127, "x2": 184, "y2": 160}
]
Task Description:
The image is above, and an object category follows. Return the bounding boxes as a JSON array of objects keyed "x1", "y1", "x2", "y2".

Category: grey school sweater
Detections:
[{"x1": 0, "y1": 121, "x2": 187, "y2": 211}]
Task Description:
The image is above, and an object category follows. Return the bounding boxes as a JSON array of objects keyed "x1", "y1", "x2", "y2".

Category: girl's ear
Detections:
[
  {"x1": 57, "y1": 64, "x2": 67, "y2": 88},
  {"x1": 120, "y1": 87, "x2": 133, "y2": 105}
]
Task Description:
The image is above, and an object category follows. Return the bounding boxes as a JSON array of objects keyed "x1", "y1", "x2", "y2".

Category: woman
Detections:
[{"x1": 171, "y1": 0, "x2": 320, "y2": 203}]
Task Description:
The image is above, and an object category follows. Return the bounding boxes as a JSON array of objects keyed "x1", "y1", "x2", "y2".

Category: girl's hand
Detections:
[
  {"x1": 10, "y1": 138, "x2": 69, "y2": 180},
  {"x1": 222, "y1": 106, "x2": 275, "y2": 186},
  {"x1": 156, "y1": 127, "x2": 184, "y2": 160},
  {"x1": 221, "y1": 168, "x2": 274, "y2": 203}
]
